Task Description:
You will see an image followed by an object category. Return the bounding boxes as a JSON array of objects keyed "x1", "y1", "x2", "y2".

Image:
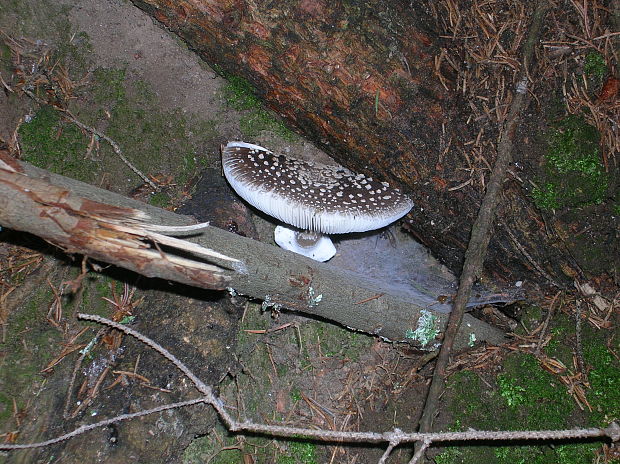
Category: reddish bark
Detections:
[{"x1": 130, "y1": 0, "x2": 581, "y2": 287}]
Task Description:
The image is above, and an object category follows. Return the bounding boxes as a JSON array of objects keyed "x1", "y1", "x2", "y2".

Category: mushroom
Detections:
[{"x1": 221, "y1": 141, "x2": 413, "y2": 262}]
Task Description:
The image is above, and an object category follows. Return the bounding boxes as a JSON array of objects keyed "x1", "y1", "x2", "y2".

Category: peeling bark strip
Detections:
[
  {"x1": 0, "y1": 157, "x2": 234, "y2": 290},
  {"x1": 0, "y1": 159, "x2": 506, "y2": 347},
  {"x1": 129, "y1": 0, "x2": 579, "y2": 286}
]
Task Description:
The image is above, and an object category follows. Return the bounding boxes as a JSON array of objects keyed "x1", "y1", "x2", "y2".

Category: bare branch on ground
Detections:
[
  {"x1": 0, "y1": 155, "x2": 507, "y2": 346},
  {"x1": 0, "y1": 313, "x2": 616, "y2": 463}
]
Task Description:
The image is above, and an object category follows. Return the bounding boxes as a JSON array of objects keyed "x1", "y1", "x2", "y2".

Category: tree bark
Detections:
[
  {"x1": 0, "y1": 157, "x2": 235, "y2": 290},
  {"x1": 0, "y1": 155, "x2": 507, "y2": 348},
  {"x1": 128, "y1": 0, "x2": 581, "y2": 288}
]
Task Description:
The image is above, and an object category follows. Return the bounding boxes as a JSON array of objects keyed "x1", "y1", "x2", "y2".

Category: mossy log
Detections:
[
  {"x1": 0, "y1": 155, "x2": 507, "y2": 348},
  {"x1": 129, "y1": 0, "x2": 588, "y2": 288}
]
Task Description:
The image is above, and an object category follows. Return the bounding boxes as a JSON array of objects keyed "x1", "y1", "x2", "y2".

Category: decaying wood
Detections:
[
  {"x1": 128, "y1": 0, "x2": 581, "y2": 287},
  {"x1": 0, "y1": 156, "x2": 506, "y2": 348},
  {"x1": 0, "y1": 157, "x2": 236, "y2": 290}
]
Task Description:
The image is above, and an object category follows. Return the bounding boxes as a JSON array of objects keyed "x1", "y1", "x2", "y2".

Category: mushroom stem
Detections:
[
  {"x1": 274, "y1": 225, "x2": 336, "y2": 262},
  {"x1": 294, "y1": 231, "x2": 321, "y2": 248}
]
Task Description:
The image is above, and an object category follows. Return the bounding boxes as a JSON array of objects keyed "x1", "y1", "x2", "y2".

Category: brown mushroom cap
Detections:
[{"x1": 222, "y1": 142, "x2": 413, "y2": 234}]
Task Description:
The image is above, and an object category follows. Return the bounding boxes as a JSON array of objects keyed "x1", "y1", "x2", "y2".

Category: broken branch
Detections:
[{"x1": 0, "y1": 155, "x2": 506, "y2": 346}]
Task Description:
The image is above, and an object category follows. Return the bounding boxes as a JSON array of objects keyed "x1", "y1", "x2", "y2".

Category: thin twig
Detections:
[
  {"x1": 3, "y1": 397, "x2": 209, "y2": 449},
  {"x1": 63, "y1": 329, "x2": 103, "y2": 419},
  {"x1": 504, "y1": 226, "x2": 561, "y2": 288},
  {"x1": 416, "y1": 1, "x2": 550, "y2": 460},
  {"x1": 63, "y1": 107, "x2": 158, "y2": 190},
  {"x1": 1, "y1": 313, "x2": 617, "y2": 457},
  {"x1": 378, "y1": 441, "x2": 397, "y2": 464},
  {"x1": 408, "y1": 438, "x2": 431, "y2": 464},
  {"x1": 574, "y1": 300, "x2": 585, "y2": 374},
  {"x1": 535, "y1": 291, "x2": 561, "y2": 355}
]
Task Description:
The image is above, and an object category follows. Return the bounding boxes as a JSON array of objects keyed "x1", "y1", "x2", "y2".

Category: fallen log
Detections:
[
  {"x1": 0, "y1": 154, "x2": 507, "y2": 348},
  {"x1": 129, "y1": 0, "x2": 584, "y2": 287}
]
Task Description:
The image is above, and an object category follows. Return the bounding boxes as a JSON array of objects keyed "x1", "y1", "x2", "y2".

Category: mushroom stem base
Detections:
[{"x1": 274, "y1": 226, "x2": 336, "y2": 262}]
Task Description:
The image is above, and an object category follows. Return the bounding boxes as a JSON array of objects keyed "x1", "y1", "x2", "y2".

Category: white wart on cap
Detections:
[{"x1": 221, "y1": 141, "x2": 413, "y2": 261}]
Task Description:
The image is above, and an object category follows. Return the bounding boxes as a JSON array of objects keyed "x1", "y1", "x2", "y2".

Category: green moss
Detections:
[
  {"x1": 193, "y1": 311, "x2": 367, "y2": 463},
  {"x1": 520, "y1": 305, "x2": 543, "y2": 329},
  {"x1": 545, "y1": 333, "x2": 574, "y2": 364},
  {"x1": 280, "y1": 441, "x2": 317, "y2": 464},
  {"x1": 310, "y1": 322, "x2": 372, "y2": 361},
  {"x1": 439, "y1": 304, "x2": 620, "y2": 464},
  {"x1": 547, "y1": 117, "x2": 602, "y2": 176},
  {"x1": 183, "y1": 428, "x2": 318, "y2": 464},
  {"x1": 583, "y1": 52, "x2": 606, "y2": 80},
  {"x1": 134, "y1": 79, "x2": 157, "y2": 103},
  {"x1": 87, "y1": 67, "x2": 218, "y2": 196},
  {"x1": 488, "y1": 443, "x2": 599, "y2": 464},
  {"x1": 239, "y1": 109, "x2": 296, "y2": 140},
  {"x1": 53, "y1": 29, "x2": 93, "y2": 77},
  {"x1": 221, "y1": 74, "x2": 297, "y2": 142},
  {"x1": 532, "y1": 115, "x2": 607, "y2": 210},
  {"x1": 0, "y1": 41, "x2": 11, "y2": 76},
  {"x1": 531, "y1": 182, "x2": 561, "y2": 210},
  {"x1": 182, "y1": 429, "x2": 243, "y2": 464},
  {"x1": 434, "y1": 447, "x2": 463, "y2": 464},
  {"x1": 0, "y1": 391, "x2": 11, "y2": 421},
  {"x1": 272, "y1": 362, "x2": 286, "y2": 378},
  {"x1": 86, "y1": 273, "x2": 120, "y2": 317},
  {"x1": 4, "y1": 282, "x2": 51, "y2": 347},
  {"x1": 93, "y1": 67, "x2": 127, "y2": 104},
  {"x1": 440, "y1": 352, "x2": 601, "y2": 463},
  {"x1": 446, "y1": 371, "x2": 490, "y2": 428},
  {"x1": 0, "y1": 2, "x2": 89, "y2": 69},
  {"x1": 497, "y1": 374, "x2": 527, "y2": 407},
  {"x1": 18, "y1": 105, "x2": 96, "y2": 182},
  {"x1": 149, "y1": 191, "x2": 171, "y2": 207},
  {"x1": 0, "y1": 268, "x2": 118, "y2": 436},
  {"x1": 290, "y1": 387, "x2": 302, "y2": 402},
  {"x1": 94, "y1": 274, "x2": 114, "y2": 299},
  {"x1": 583, "y1": 331, "x2": 620, "y2": 425},
  {"x1": 236, "y1": 302, "x2": 270, "y2": 347},
  {"x1": 554, "y1": 444, "x2": 609, "y2": 464},
  {"x1": 0, "y1": 283, "x2": 60, "y2": 432},
  {"x1": 223, "y1": 75, "x2": 264, "y2": 111},
  {"x1": 501, "y1": 354, "x2": 574, "y2": 429}
]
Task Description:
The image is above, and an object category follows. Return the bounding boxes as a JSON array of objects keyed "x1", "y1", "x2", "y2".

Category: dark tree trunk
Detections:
[{"x1": 129, "y1": 0, "x2": 580, "y2": 289}]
